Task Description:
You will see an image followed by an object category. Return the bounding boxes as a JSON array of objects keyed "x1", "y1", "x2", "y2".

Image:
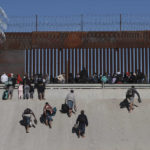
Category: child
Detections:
[{"x1": 18, "y1": 83, "x2": 23, "y2": 99}]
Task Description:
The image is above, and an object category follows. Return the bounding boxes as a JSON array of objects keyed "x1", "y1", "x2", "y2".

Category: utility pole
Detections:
[
  {"x1": 120, "y1": 14, "x2": 122, "y2": 31},
  {"x1": 35, "y1": 14, "x2": 38, "y2": 32},
  {"x1": 81, "y1": 14, "x2": 83, "y2": 31}
]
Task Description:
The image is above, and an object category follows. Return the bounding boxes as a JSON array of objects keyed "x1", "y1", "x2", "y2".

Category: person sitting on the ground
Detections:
[
  {"x1": 57, "y1": 74, "x2": 65, "y2": 83},
  {"x1": 126, "y1": 86, "x2": 142, "y2": 112},
  {"x1": 43, "y1": 102, "x2": 53, "y2": 128},
  {"x1": 76, "y1": 110, "x2": 88, "y2": 138},
  {"x1": 65, "y1": 90, "x2": 76, "y2": 117},
  {"x1": 22, "y1": 108, "x2": 37, "y2": 133}
]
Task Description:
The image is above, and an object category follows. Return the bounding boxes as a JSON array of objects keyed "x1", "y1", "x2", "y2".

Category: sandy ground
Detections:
[{"x1": 0, "y1": 89, "x2": 149, "y2": 150}]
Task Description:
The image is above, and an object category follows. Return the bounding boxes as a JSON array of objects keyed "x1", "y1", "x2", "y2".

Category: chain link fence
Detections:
[{"x1": 6, "y1": 14, "x2": 150, "y2": 32}]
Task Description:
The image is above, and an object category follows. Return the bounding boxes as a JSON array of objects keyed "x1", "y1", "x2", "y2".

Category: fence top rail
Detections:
[{"x1": 0, "y1": 84, "x2": 149, "y2": 89}]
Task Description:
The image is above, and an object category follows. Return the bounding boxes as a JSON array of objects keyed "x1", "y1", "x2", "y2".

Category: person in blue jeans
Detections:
[
  {"x1": 65, "y1": 90, "x2": 77, "y2": 117},
  {"x1": 76, "y1": 110, "x2": 88, "y2": 138},
  {"x1": 22, "y1": 108, "x2": 37, "y2": 133},
  {"x1": 43, "y1": 102, "x2": 57, "y2": 128}
]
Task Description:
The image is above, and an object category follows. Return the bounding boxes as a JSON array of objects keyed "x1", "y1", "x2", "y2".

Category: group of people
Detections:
[
  {"x1": 22, "y1": 90, "x2": 88, "y2": 138},
  {"x1": 1, "y1": 73, "x2": 46, "y2": 100},
  {"x1": 21, "y1": 86, "x2": 141, "y2": 137},
  {"x1": 0, "y1": 69, "x2": 147, "y2": 86}
]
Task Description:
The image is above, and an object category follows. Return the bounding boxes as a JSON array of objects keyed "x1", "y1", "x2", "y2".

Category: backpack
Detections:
[
  {"x1": 51, "y1": 107, "x2": 57, "y2": 116},
  {"x1": 61, "y1": 104, "x2": 69, "y2": 113},
  {"x1": 2, "y1": 90, "x2": 8, "y2": 100}
]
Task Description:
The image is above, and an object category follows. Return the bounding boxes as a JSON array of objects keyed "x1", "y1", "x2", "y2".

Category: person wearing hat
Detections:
[{"x1": 65, "y1": 90, "x2": 77, "y2": 117}]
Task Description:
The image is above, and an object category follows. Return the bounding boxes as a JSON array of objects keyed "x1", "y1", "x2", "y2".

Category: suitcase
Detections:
[{"x1": 61, "y1": 104, "x2": 69, "y2": 113}]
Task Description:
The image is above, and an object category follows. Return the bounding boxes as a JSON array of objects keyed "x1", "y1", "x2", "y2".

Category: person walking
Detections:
[
  {"x1": 126, "y1": 86, "x2": 142, "y2": 112},
  {"x1": 76, "y1": 110, "x2": 88, "y2": 138},
  {"x1": 65, "y1": 90, "x2": 77, "y2": 117}
]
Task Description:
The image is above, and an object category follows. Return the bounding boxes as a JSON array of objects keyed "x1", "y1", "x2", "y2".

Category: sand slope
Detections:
[{"x1": 0, "y1": 89, "x2": 149, "y2": 150}]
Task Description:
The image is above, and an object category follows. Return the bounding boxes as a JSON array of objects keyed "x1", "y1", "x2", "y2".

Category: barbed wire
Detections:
[{"x1": 6, "y1": 14, "x2": 150, "y2": 32}]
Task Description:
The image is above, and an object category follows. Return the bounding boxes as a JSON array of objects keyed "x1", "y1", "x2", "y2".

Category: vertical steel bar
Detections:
[
  {"x1": 75, "y1": 49, "x2": 78, "y2": 76},
  {"x1": 68, "y1": 49, "x2": 70, "y2": 74},
  {"x1": 79, "y1": 49, "x2": 81, "y2": 72},
  {"x1": 121, "y1": 48, "x2": 123, "y2": 74},
  {"x1": 43, "y1": 49, "x2": 46, "y2": 75},
  {"x1": 139, "y1": 48, "x2": 141, "y2": 72},
  {"x1": 124, "y1": 48, "x2": 127, "y2": 73},
  {"x1": 131, "y1": 48, "x2": 134, "y2": 73},
  {"x1": 93, "y1": 48, "x2": 95, "y2": 74},
  {"x1": 107, "y1": 48, "x2": 109, "y2": 74},
  {"x1": 110, "y1": 48, "x2": 112, "y2": 74},
  {"x1": 61, "y1": 49, "x2": 64, "y2": 74},
  {"x1": 65, "y1": 49, "x2": 67, "y2": 82},
  {"x1": 83, "y1": 49, "x2": 85, "y2": 69},
  {"x1": 36, "y1": 49, "x2": 39, "y2": 74},
  {"x1": 114, "y1": 49, "x2": 116, "y2": 73},
  {"x1": 142, "y1": 48, "x2": 144, "y2": 73},
  {"x1": 86, "y1": 49, "x2": 88, "y2": 73},
  {"x1": 30, "y1": 49, "x2": 32, "y2": 77},
  {"x1": 54, "y1": 48, "x2": 56, "y2": 78},
  {"x1": 72, "y1": 49, "x2": 74, "y2": 77},
  {"x1": 103, "y1": 48, "x2": 106, "y2": 74},
  {"x1": 117, "y1": 48, "x2": 120, "y2": 72},
  {"x1": 89, "y1": 48, "x2": 91, "y2": 77},
  {"x1": 26, "y1": 49, "x2": 28, "y2": 75},
  {"x1": 100, "y1": 48, "x2": 102, "y2": 75},
  {"x1": 47, "y1": 49, "x2": 50, "y2": 76},
  {"x1": 128, "y1": 48, "x2": 130, "y2": 73},
  {"x1": 51, "y1": 49, "x2": 53, "y2": 77},
  {"x1": 135, "y1": 48, "x2": 137, "y2": 73},
  {"x1": 145, "y1": 48, "x2": 148, "y2": 81},
  {"x1": 40, "y1": 49, "x2": 42, "y2": 74},
  {"x1": 33, "y1": 49, "x2": 35, "y2": 76},
  {"x1": 96, "y1": 48, "x2": 98, "y2": 75},
  {"x1": 58, "y1": 49, "x2": 60, "y2": 75}
]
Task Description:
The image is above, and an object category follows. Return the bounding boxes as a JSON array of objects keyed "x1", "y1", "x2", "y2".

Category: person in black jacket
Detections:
[
  {"x1": 126, "y1": 86, "x2": 142, "y2": 112},
  {"x1": 76, "y1": 110, "x2": 88, "y2": 138}
]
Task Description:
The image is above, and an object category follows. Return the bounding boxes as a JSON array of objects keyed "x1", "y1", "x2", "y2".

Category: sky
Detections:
[{"x1": 1, "y1": 0, "x2": 150, "y2": 16}]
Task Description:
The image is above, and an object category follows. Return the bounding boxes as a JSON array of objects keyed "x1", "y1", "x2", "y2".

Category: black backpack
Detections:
[{"x1": 61, "y1": 104, "x2": 69, "y2": 113}]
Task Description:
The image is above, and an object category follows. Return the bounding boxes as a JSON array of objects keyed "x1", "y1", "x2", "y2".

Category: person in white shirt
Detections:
[
  {"x1": 65, "y1": 90, "x2": 77, "y2": 117},
  {"x1": 1, "y1": 72, "x2": 8, "y2": 83}
]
